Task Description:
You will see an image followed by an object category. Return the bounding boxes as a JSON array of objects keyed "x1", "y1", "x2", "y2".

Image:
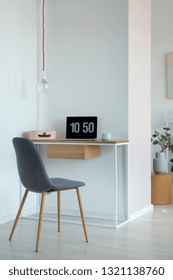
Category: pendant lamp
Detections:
[{"x1": 37, "y1": 0, "x2": 49, "y2": 93}]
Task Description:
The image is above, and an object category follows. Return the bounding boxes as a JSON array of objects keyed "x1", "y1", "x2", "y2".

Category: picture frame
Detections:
[{"x1": 166, "y1": 53, "x2": 173, "y2": 98}]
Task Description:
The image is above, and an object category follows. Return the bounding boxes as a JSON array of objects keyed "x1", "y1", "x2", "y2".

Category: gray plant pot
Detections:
[{"x1": 153, "y1": 152, "x2": 168, "y2": 174}]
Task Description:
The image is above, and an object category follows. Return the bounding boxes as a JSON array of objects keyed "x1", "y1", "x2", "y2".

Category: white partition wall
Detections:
[{"x1": 128, "y1": 0, "x2": 152, "y2": 217}]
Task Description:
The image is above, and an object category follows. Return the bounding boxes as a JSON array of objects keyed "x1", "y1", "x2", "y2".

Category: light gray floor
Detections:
[{"x1": 0, "y1": 205, "x2": 173, "y2": 260}]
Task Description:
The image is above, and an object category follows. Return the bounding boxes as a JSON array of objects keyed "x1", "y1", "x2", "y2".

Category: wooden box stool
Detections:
[{"x1": 151, "y1": 173, "x2": 173, "y2": 205}]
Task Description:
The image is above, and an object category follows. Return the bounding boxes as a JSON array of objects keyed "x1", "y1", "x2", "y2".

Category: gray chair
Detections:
[{"x1": 9, "y1": 137, "x2": 88, "y2": 252}]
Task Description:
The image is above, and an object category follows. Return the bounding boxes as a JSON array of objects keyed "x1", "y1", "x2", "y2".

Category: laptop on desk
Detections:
[{"x1": 66, "y1": 116, "x2": 98, "y2": 140}]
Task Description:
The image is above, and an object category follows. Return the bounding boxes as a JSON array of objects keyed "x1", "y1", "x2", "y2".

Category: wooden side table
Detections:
[{"x1": 151, "y1": 173, "x2": 173, "y2": 205}]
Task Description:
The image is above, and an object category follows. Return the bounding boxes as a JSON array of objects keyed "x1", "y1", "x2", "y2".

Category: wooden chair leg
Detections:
[
  {"x1": 36, "y1": 192, "x2": 45, "y2": 252},
  {"x1": 76, "y1": 188, "x2": 88, "y2": 242},
  {"x1": 57, "y1": 191, "x2": 61, "y2": 232},
  {"x1": 9, "y1": 189, "x2": 29, "y2": 241}
]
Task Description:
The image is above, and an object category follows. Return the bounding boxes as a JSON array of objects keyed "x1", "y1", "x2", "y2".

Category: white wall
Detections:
[
  {"x1": 151, "y1": 0, "x2": 173, "y2": 184},
  {"x1": 39, "y1": 0, "x2": 152, "y2": 219},
  {"x1": 151, "y1": 0, "x2": 173, "y2": 172},
  {"x1": 151, "y1": 0, "x2": 173, "y2": 131},
  {"x1": 39, "y1": 0, "x2": 129, "y2": 220},
  {"x1": 0, "y1": 0, "x2": 38, "y2": 224},
  {"x1": 39, "y1": 0, "x2": 128, "y2": 138}
]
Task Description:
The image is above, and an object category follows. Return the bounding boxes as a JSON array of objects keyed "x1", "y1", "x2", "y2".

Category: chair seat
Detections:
[{"x1": 50, "y1": 178, "x2": 85, "y2": 191}]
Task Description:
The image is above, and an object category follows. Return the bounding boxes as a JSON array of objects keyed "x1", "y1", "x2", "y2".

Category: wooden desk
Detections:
[
  {"x1": 32, "y1": 139, "x2": 129, "y2": 228},
  {"x1": 33, "y1": 139, "x2": 128, "y2": 144}
]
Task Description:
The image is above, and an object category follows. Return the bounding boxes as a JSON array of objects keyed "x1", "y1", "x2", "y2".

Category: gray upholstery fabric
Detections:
[{"x1": 12, "y1": 137, "x2": 85, "y2": 193}]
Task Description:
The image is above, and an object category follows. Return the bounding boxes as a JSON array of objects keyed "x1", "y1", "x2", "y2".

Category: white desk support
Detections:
[{"x1": 31, "y1": 139, "x2": 129, "y2": 228}]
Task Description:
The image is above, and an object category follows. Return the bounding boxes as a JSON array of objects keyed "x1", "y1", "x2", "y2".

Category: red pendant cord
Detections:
[{"x1": 42, "y1": 0, "x2": 45, "y2": 72}]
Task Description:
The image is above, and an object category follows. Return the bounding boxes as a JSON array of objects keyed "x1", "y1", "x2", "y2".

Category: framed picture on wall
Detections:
[{"x1": 166, "y1": 53, "x2": 173, "y2": 98}]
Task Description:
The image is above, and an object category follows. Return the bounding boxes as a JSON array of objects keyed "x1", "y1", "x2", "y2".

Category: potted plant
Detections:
[{"x1": 151, "y1": 127, "x2": 173, "y2": 174}]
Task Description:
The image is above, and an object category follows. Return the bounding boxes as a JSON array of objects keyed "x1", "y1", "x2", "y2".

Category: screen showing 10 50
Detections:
[{"x1": 66, "y1": 116, "x2": 97, "y2": 139}]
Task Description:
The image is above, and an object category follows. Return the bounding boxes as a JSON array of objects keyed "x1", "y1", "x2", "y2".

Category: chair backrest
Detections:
[{"x1": 12, "y1": 137, "x2": 52, "y2": 193}]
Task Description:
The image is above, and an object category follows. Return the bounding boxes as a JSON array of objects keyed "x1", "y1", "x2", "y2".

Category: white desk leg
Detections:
[
  {"x1": 121, "y1": 143, "x2": 129, "y2": 222},
  {"x1": 125, "y1": 143, "x2": 129, "y2": 221},
  {"x1": 36, "y1": 144, "x2": 41, "y2": 215},
  {"x1": 114, "y1": 144, "x2": 118, "y2": 228},
  {"x1": 114, "y1": 143, "x2": 129, "y2": 228}
]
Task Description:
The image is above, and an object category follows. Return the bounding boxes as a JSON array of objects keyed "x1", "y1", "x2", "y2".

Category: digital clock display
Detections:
[{"x1": 66, "y1": 116, "x2": 97, "y2": 139}]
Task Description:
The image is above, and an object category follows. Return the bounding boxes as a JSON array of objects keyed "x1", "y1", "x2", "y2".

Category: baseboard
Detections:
[
  {"x1": 21, "y1": 207, "x2": 38, "y2": 218},
  {"x1": 0, "y1": 207, "x2": 38, "y2": 225},
  {"x1": 44, "y1": 206, "x2": 116, "y2": 221},
  {"x1": 0, "y1": 213, "x2": 16, "y2": 225},
  {"x1": 129, "y1": 204, "x2": 153, "y2": 221},
  {"x1": 45, "y1": 206, "x2": 153, "y2": 225},
  {"x1": 1, "y1": 205, "x2": 154, "y2": 226}
]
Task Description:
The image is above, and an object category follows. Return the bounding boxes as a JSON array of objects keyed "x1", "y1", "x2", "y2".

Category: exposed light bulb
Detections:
[{"x1": 37, "y1": 71, "x2": 49, "y2": 93}]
